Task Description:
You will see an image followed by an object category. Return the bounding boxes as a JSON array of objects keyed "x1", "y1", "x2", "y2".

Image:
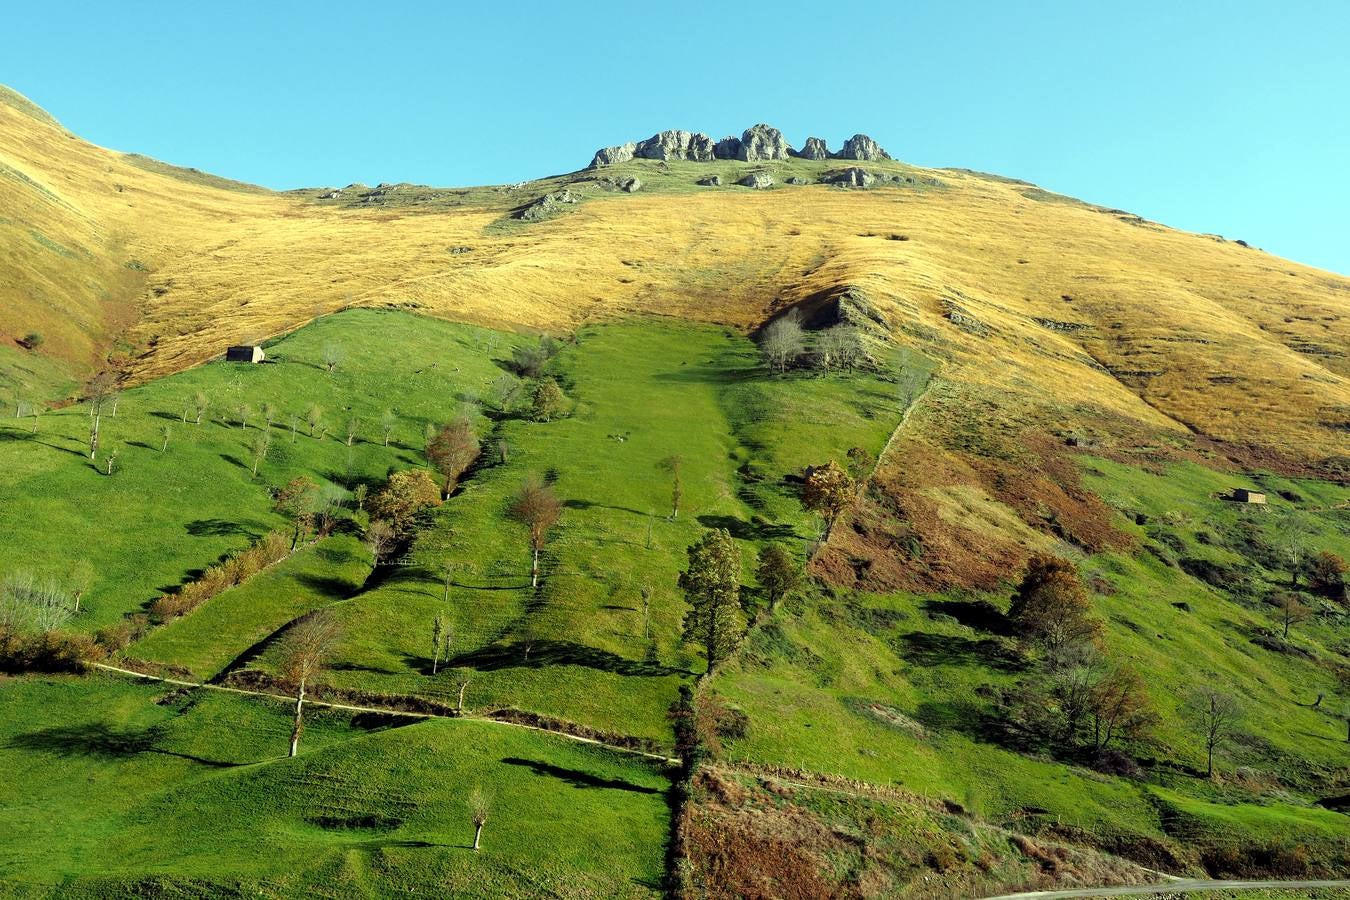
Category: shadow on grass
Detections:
[
  {"x1": 501, "y1": 757, "x2": 662, "y2": 794},
  {"x1": 921, "y1": 599, "x2": 1014, "y2": 636},
  {"x1": 295, "y1": 573, "x2": 360, "y2": 598},
  {"x1": 564, "y1": 498, "x2": 649, "y2": 517},
  {"x1": 8, "y1": 723, "x2": 240, "y2": 768},
  {"x1": 445, "y1": 639, "x2": 683, "y2": 677},
  {"x1": 185, "y1": 518, "x2": 265, "y2": 538},
  {"x1": 696, "y1": 514, "x2": 798, "y2": 542},
  {"x1": 896, "y1": 631, "x2": 1027, "y2": 672}
]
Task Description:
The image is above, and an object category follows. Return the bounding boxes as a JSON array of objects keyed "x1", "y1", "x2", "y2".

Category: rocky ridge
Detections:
[{"x1": 589, "y1": 125, "x2": 890, "y2": 168}]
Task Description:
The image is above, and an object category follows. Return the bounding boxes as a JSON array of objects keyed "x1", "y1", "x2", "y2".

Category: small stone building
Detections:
[
  {"x1": 1233, "y1": 488, "x2": 1266, "y2": 504},
  {"x1": 226, "y1": 345, "x2": 265, "y2": 363}
]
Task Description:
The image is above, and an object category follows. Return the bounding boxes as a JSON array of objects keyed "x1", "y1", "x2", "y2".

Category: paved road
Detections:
[{"x1": 986, "y1": 878, "x2": 1350, "y2": 899}]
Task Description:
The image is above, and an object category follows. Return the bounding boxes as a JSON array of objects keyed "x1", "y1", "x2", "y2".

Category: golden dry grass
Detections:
[{"x1": 2, "y1": 85, "x2": 1346, "y2": 463}]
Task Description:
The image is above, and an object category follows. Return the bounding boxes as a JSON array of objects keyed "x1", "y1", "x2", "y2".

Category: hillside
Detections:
[{"x1": 0, "y1": 87, "x2": 1347, "y2": 897}]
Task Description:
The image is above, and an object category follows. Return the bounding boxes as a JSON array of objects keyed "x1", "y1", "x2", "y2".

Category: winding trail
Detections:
[
  {"x1": 92, "y1": 662, "x2": 680, "y2": 765},
  {"x1": 984, "y1": 879, "x2": 1350, "y2": 899}
]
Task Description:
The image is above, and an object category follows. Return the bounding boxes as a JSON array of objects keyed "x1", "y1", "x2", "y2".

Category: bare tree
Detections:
[
  {"x1": 658, "y1": 455, "x2": 683, "y2": 519},
  {"x1": 1190, "y1": 688, "x2": 1240, "y2": 778},
  {"x1": 159, "y1": 424, "x2": 172, "y2": 452},
  {"x1": 1272, "y1": 592, "x2": 1311, "y2": 639},
  {"x1": 87, "y1": 374, "x2": 116, "y2": 459},
  {"x1": 759, "y1": 316, "x2": 804, "y2": 375},
  {"x1": 29, "y1": 402, "x2": 43, "y2": 434},
  {"x1": 321, "y1": 343, "x2": 344, "y2": 375},
  {"x1": 508, "y1": 475, "x2": 562, "y2": 589},
  {"x1": 380, "y1": 409, "x2": 397, "y2": 447},
  {"x1": 103, "y1": 446, "x2": 119, "y2": 476},
  {"x1": 345, "y1": 416, "x2": 360, "y2": 447},
  {"x1": 250, "y1": 430, "x2": 272, "y2": 478},
  {"x1": 431, "y1": 615, "x2": 445, "y2": 675},
  {"x1": 279, "y1": 611, "x2": 342, "y2": 757},
  {"x1": 235, "y1": 402, "x2": 253, "y2": 430},
  {"x1": 468, "y1": 787, "x2": 490, "y2": 852},
  {"x1": 68, "y1": 560, "x2": 95, "y2": 615},
  {"x1": 192, "y1": 391, "x2": 209, "y2": 425},
  {"x1": 306, "y1": 404, "x2": 323, "y2": 437},
  {"x1": 366, "y1": 520, "x2": 398, "y2": 566},
  {"x1": 261, "y1": 402, "x2": 278, "y2": 430}
]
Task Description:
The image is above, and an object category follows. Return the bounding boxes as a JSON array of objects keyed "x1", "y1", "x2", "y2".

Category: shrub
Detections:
[
  {"x1": 1310, "y1": 551, "x2": 1347, "y2": 600},
  {"x1": 149, "y1": 530, "x2": 292, "y2": 623},
  {"x1": 0, "y1": 628, "x2": 103, "y2": 674},
  {"x1": 18, "y1": 332, "x2": 44, "y2": 349}
]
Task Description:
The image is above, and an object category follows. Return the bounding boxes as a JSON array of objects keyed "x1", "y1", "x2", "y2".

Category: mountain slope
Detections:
[{"x1": 1, "y1": 85, "x2": 1346, "y2": 473}]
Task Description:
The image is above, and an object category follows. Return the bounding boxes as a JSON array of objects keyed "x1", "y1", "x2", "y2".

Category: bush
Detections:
[
  {"x1": 0, "y1": 628, "x2": 103, "y2": 674},
  {"x1": 17, "y1": 332, "x2": 43, "y2": 350},
  {"x1": 149, "y1": 530, "x2": 292, "y2": 623}
]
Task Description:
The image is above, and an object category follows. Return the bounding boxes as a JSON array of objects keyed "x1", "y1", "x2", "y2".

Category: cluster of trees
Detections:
[
  {"x1": 757, "y1": 313, "x2": 867, "y2": 376},
  {"x1": 0, "y1": 569, "x2": 99, "y2": 674},
  {"x1": 997, "y1": 555, "x2": 1157, "y2": 763},
  {"x1": 678, "y1": 529, "x2": 804, "y2": 675}
]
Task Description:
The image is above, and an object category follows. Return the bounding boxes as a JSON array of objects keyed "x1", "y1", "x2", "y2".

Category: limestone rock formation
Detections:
[
  {"x1": 738, "y1": 172, "x2": 774, "y2": 189},
  {"x1": 634, "y1": 130, "x2": 715, "y2": 162},
  {"x1": 619, "y1": 177, "x2": 642, "y2": 193},
  {"x1": 713, "y1": 136, "x2": 742, "y2": 159},
  {"x1": 833, "y1": 133, "x2": 891, "y2": 161},
  {"x1": 737, "y1": 124, "x2": 790, "y2": 161},
  {"x1": 792, "y1": 136, "x2": 830, "y2": 160},
  {"x1": 697, "y1": 175, "x2": 722, "y2": 186},
  {"x1": 825, "y1": 167, "x2": 875, "y2": 188},
  {"x1": 518, "y1": 190, "x2": 581, "y2": 221},
  {"x1": 590, "y1": 142, "x2": 636, "y2": 168}
]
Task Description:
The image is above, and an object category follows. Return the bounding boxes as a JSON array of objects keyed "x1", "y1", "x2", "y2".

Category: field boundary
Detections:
[{"x1": 92, "y1": 662, "x2": 681, "y2": 765}]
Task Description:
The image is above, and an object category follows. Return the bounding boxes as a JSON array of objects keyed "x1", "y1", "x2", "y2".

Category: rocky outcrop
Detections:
[
  {"x1": 634, "y1": 130, "x2": 716, "y2": 162},
  {"x1": 590, "y1": 142, "x2": 636, "y2": 168},
  {"x1": 824, "y1": 167, "x2": 874, "y2": 188},
  {"x1": 697, "y1": 175, "x2": 722, "y2": 186},
  {"x1": 833, "y1": 133, "x2": 891, "y2": 161},
  {"x1": 738, "y1": 172, "x2": 774, "y2": 189},
  {"x1": 737, "y1": 124, "x2": 790, "y2": 161},
  {"x1": 792, "y1": 136, "x2": 830, "y2": 160},
  {"x1": 786, "y1": 177, "x2": 808, "y2": 185},
  {"x1": 619, "y1": 177, "x2": 642, "y2": 193},
  {"x1": 714, "y1": 136, "x2": 742, "y2": 159},
  {"x1": 517, "y1": 190, "x2": 580, "y2": 221},
  {"x1": 589, "y1": 127, "x2": 891, "y2": 168}
]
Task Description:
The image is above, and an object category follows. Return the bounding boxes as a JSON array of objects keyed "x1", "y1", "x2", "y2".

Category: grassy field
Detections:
[
  {"x1": 0, "y1": 675, "x2": 672, "y2": 898},
  {"x1": 237, "y1": 318, "x2": 910, "y2": 741},
  {"x1": 0, "y1": 308, "x2": 520, "y2": 632}
]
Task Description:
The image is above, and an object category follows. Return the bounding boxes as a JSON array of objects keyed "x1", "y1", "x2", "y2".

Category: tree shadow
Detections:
[
  {"x1": 696, "y1": 514, "x2": 798, "y2": 542},
  {"x1": 219, "y1": 453, "x2": 248, "y2": 470},
  {"x1": 295, "y1": 574, "x2": 358, "y2": 599},
  {"x1": 922, "y1": 599, "x2": 1014, "y2": 636},
  {"x1": 564, "y1": 498, "x2": 649, "y2": 517},
  {"x1": 896, "y1": 631, "x2": 1027, "y2": 672},
  {"x1": 501, "y1": 757, "x2": 662, "y2": 794},
  {"x1": 447, "y1": 639, "x2": 683, "y2": 677},
  {"x1": 8, "y1": 723, "x2": 240, "y2": 768},
  {"x1": 185, "y1": 518, "x2": 263, "y2": 538}
]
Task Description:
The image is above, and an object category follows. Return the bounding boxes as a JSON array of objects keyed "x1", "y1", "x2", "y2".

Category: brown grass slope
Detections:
[{"x1": 2, "y1": 85, "x2": 1346, "y2": 468}]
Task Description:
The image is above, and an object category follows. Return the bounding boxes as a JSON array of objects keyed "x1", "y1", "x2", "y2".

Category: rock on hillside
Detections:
[
  {"x1": 589, "y1": 126, "x2": 890, "y2": 167},
  {"x1": 834, "y1": 133, "x2": 891, "y2": 161},
  {"x1": 517, "y1": 189, "x2": 580, "y2": 220},
  {"x1": 792, "y1": 136, "x2": 830, "y2": 160},
  {"x1": 738, "y1": 172, "x2": 774, "y2": 189},
  {"x1": 737, "y1": 124, "x2": 790, "y2": 161},
  {"x1": 635, "y1": 130, "x2": 716, "y2": 162},
  {"x1": 825, "y1": 167, "x2": 875, "y2": 188}
]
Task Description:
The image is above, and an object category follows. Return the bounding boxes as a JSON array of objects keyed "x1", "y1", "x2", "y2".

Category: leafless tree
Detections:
[
  {"x1": 261, "y1": 402, "x2": 278, "y2": 430},
  {"x1": 759, "y1": 316, "x2": 804, "y2": 374},
  {"x1": 365, "y1": 520, "x2": 399, "y2": 566},
  {"x1": 468, "y1": 787, "x2": 490, "y2": 851},
  {"x1": 103, "y1": 446, "x2": 119, "y2": 475},
  {"x1": 658, "y1": 455, "x2": 683, "y2": 519},
  {"x1": 192, "y1": 391, "x2": 209, "y2": 425},
  {"x1": 306, "y1": 404, "x2": 323, "y2": 437},
  {"x1": 159, "y1": 424, "x2": 172, "y2": 452},
  {"x1": 234, "y1": 402, "x2": 253, "y2": 430},
  {"x1": 250, "y1": 430, "x2": 272, "y2": 478},
  {"x1": 321, "y1": 342, "x2": 344, "y2": 375},
  {"x1": 279, "y1": 611, "x2": 342, "y2": 757},
  {"x1": 68, "y1": 560, "x2": 95, "y2": 614},
  {"x1": 345, "y1": 416, "x2": 360, "y2": 447},
  {"x1": 426, "y1": 419, "x2": 480, "y2": 499},
  {"x1": 1272, "y1": 592, "x2": 1311, "y2": 639},
  {"x1": 380, "y1": 409, "x2": 397, "y2": 447},
  {"x1": 1190, "y1": 688, "x2": 1240, "y2": 778}
]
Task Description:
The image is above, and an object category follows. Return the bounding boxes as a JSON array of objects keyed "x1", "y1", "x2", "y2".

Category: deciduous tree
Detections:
[
  {"x1": 759, "y1": 316, "x2": 804, "y2": 374},
  {"x1": 425, "y1": 419, "x2": 480, "y2": 498},
  {"x1": 279, "y1": 611, "x2": 342, "y2": 757},
  {"x1": 365, "y1": 519, "x2": 399, "y2": 566},
  {"x1": 680, "y1": 528, "x2": 744, "y2": 676},
  {"x1": 468, "y1": 787, "x2": 490, "y2": 852},
  {"x1": 368, "y1": 469, "x2": 442, "y2": 535},
  {"x1": 530, "y1": 377, "x2": 567, "y2": 423},
  {"x1": 658, "y1": 455, "x2": 683, "y2": 519},
  {"x1": 801, "y1": 461, "x2": 854, "y2": 538},
  {"x1": 1189, "y1": 688, "x2": 1240, "y2": 778},
  {"x1": 1271, "y1": 591, "x2": 1311, "y2": 639},
  {"x1": 1008, "y1": 555, "x2": 1102, "y2": 656},
  {"x1": 508, "y1": 476, "x2": 562, "y2": 588},
  {"x1": 1311, "y1": 551, "x2": 1347, "y2": 600},
  {"x1": 756, "y1": 544, "x2": 801, "y2": 613}
]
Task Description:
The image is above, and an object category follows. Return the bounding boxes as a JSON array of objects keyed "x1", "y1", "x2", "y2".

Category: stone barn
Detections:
[
  {"x1": 226, "y1": 345, "x2": 265, "y2": 363},
  {"x1": 1233, "y1": 488, "x2": 1266, "y2": 504}
]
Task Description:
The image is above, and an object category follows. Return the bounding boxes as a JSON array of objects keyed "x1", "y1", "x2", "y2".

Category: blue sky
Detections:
[{"x1": 5, "y1": 1, "x2": 1348, "y2": 274}]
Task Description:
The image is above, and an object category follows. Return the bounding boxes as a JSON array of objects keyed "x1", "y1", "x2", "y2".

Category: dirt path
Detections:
[
  {"x1": 984, "y1": 879, "x2": 1350, "y2": 899},
  {"x1": 93, "y1": 662, "x2": 681, "y2": 765}
]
